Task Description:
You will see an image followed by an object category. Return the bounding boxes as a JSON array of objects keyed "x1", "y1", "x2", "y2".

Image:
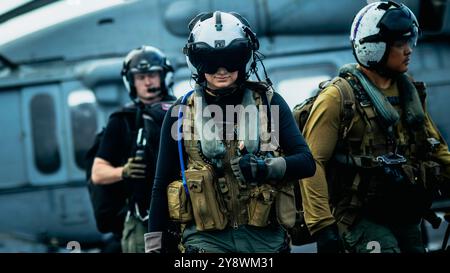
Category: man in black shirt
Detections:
[{"x1": 91, "y1": 46, "x2": 176, "y2": 253}]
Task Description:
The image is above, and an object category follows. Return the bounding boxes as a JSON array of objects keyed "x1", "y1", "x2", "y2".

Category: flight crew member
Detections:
[
  {"x1": 144, "y1": 11, "x2": 315, "y2": 253},
  {"x1": 300, "y1": 1, "x2": 450, "y2": 253},
  {"x1": 91, "y1": 46, "x2": 176, "y2": 253}
]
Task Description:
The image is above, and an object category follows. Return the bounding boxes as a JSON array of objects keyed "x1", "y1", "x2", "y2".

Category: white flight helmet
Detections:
[
  {"x1": 183, "y1": 11, "x2": 259, "y2": 83},
  {"x1": 350, "y1": 1, "x2": 419, "y2": 70}
]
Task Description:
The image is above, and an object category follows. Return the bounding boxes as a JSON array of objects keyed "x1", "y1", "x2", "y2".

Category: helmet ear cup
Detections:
[
  {"x1": 121, "y1": 53, "x2": 137, "y2": 98},
  {"x1": 162, "y1": 58, "x2": 174, "y2": 92}
]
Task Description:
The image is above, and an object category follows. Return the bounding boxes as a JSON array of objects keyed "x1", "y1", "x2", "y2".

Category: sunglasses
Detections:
[{"x1": 185, "y1": 38, "x2": 252, "y2": 74}]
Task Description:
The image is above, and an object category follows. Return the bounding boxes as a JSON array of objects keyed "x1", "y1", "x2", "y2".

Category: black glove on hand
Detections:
[
  {"x1": 230, "y1": 154, "x2": 286, "y2": 184},
  {"x1": 316, "y1": 224, "x2": 344, "y2": 253},
  {"x1": 122, "y1": 157, "x2": 146, "y2": 179}
]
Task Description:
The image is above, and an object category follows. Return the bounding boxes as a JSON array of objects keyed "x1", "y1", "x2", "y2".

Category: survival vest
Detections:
[{"x1": 167, "y1": 85, "x2": 297, "y2": 232}]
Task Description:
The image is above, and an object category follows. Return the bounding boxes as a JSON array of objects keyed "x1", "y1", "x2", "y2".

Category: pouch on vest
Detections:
[
  {"x1": 247, "y1": 184, "x2": 276, "y2": 227},
  {"x1": 167, "y1": 180, "x2": 193, "y2": 223},
  {"x1": 275, "y1": 184, "x2": 297, "y2": 229},
  {"x1": 185, "y1": 165, "x2": 228, "y2": 231}
]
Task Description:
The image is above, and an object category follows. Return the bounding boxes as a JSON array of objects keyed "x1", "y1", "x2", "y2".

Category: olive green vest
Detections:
[
  {"x1": 332, "y1": 72, "x2": 441, "y2": 229},
  {"x1": 171, "y1": 86, "x2": 296, "y2": 231}
]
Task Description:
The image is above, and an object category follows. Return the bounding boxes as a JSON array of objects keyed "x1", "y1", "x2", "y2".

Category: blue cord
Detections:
[{"x1": 178, "y1": 90, "x2": 194, "y2": 196}]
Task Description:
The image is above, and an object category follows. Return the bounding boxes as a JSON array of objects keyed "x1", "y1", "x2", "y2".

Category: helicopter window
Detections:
[
  {"x1": 0, "y1": 63, "x2": 6, "y2": 77},
  {"x1": 30, "y1": 93, "x2": 61, "y2": 174},
  {"x1": 277, "y1": 75, "x2": 331, "y2": 110},
  {"x1": 0, "y1": 90, "x2": 26, "y2": 188},
  {"x1": 68, "y1": 90, "x2": 97, "y2": 170}
]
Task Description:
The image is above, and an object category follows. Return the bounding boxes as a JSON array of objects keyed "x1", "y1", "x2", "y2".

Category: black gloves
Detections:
[
  {"x1": 316, "y1": 224, "x2": 344, "y2": 253},
  {"x1": 122, "y1": 156, "x2": 146, "y2": 180},
  {"x1": 230, "y1": 154, "x2": 286, "y2": 184},
  {"x1": 231, "y1": 154, "x2": 266, "y2": 184}
]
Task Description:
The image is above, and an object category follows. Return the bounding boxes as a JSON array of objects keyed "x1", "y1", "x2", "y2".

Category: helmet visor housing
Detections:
[
  {"x1": 186, "y1": 38, "x2": 252, "y2": 74},
  {"x1": 360, "y1": 4, "x2": 419, "y2": 47},
  {"x1": 378, "y1": 4, "x2": 419, "y2": 46}
]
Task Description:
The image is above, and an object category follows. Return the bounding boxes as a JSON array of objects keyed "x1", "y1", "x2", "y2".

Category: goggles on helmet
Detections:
[
  {"x1": 184, "y1": 38, "x2": 252, "y2": 74},
  {"x1": 359, "y1": 4, "x2": 420, "y2": 47},
  {"x1": 129, "y1": 63, "x2": 163, "y2": 75}
]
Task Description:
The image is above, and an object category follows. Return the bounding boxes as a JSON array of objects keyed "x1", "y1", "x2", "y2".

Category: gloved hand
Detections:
[
  {"x1": 315, "y1": 224, "x2": 344, "y2": 253},
  {"x1": 230, "y1": 154, "x2": 286, "y2": 184},
  {"x1": 144, "y1": 232, "x2": 163, "y2": 253},
  {"x1": 122, "y1": 157, "x2": 146, "y2": 179}
]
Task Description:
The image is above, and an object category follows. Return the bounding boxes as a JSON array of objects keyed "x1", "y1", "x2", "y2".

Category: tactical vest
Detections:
[
  {"x1": 330, "y1": 71, "x2": 441, "y2": 229},
  {"x1": 167, "y1": 86, "x2": 297, "y2": 231}
]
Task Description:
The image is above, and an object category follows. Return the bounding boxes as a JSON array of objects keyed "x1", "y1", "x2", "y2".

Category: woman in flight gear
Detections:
[{"x1": 144, "y1": 11, "x2": 315, "y2": 253}]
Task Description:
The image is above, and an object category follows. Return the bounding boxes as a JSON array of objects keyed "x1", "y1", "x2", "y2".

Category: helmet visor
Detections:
[{"x1": 187, "y1": 38, "x2": 252, "y2": 74}]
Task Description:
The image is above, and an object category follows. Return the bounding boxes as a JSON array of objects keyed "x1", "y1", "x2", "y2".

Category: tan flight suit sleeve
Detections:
[
  {"x1": 424, "y1": 113, "x2": 450, "y2": 180},
  {"x1": 300, "y1": 86, "x2": 342, "y2": 235}
]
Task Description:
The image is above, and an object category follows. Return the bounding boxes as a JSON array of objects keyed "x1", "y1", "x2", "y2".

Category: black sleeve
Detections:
[
  {"x1": 148, "y1": 103, "x2": 181, "y2": 232},
  {"x1": 96, "y1": 116, "x2": 127, "y2": 167},
  {"x1": 148, "y1": 94, "x2": 316, "y2": 232},
  {"x1": 271, "y1": 92, "x2": 316, "y2": 180}
]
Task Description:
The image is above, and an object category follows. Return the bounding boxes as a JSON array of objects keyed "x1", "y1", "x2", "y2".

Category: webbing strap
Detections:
[{"x1": 178, "y1": 90, "x2": 195, "y2": 196}]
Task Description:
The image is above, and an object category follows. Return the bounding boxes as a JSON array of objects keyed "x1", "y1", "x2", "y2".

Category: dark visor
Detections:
[
  {"x1": 360, "y1": 4, "x2": 419, "y2": 46},
  {"x1": 185, "y1": 38, "x2": 252, "y2": 74}
]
